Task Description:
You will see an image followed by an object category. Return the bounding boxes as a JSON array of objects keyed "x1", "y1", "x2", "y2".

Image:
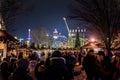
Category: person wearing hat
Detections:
[{"x1": 42, "y1": 50, "x2": 69, "y2": 80}]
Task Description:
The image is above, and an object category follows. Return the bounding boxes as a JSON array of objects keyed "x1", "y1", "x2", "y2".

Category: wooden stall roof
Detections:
[{"x1": 0, "y1": 30, "x2": 18, "y2": 42}]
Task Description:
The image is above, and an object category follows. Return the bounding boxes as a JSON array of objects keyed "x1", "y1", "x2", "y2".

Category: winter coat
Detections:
[
  {"x1": 42, "y1": 57, "x2": 69, "y2": 80},
  {"x1": 9, "y1": 68, "x2": 33, "y2": 80}
]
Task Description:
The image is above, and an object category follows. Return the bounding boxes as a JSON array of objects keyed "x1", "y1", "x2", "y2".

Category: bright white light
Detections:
[
  {"x1": 28, "y1": 29, "x2": 31, "y2": 31},
  {"x1": 63, "y1": 17, "x2": 66, "y2": 20},
  {"x1": 46, "y1": 34, "x2": 49, "y2": 36},
  {"x1": 91, "y1": 38, "x2": 95, "y2": 42},
  {"x1": 53, "y1": 36, "x2": 58, "y2": 39},
  {"x1": 19, "y1": 38, "x2": 24, "y2": 42}
]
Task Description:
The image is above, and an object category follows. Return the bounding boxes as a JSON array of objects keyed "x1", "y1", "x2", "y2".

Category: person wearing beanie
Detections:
[
  {"x1": 50, "y1": 50, "x2": 66, "y2": 64},
  {"x1": 42, "y1": 50, "x2": 69, "y2": 80}
]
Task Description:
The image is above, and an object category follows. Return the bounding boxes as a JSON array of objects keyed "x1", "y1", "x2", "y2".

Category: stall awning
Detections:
[
  {"x1": 0, "y1": 30, "x2": 18, "y2": 42},
  {"x1": 82, "y1": 42, "x2": 105, "y2": 49}
]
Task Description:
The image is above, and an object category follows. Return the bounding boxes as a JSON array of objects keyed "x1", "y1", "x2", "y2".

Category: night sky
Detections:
[{"x1": 11, "y1": 0, "x2": 79, "y2": 40}]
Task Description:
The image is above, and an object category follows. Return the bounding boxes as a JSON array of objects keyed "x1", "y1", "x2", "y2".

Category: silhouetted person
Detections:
[
  {"x1": 97, "y1": 51, "x2": 113, "y2": 80},
  {"x1": 82, "y1": 50, "x2": 97, "y2": 80},
  {"x1": 9, "y1": 59, "x2": 33, "y2": 80},
  {"x1": 112, "y1": 53, "x2": 120, "y2": 80},
  {"x1": 35, "y1": 61, "x2": 44, "y2": 80},
  {"x1": 0, "y1": 61, "x2": 11, "y2": 80},
  {"x1": 42, "y1": 50, "x2": 69, "y2": 80},
  {"x1": 66, "y1": 52, "x2": 76, "y2": 80},
  {"x1": 44, "y1": 52, "x2": 51, "y2": 68},
  {"x1": 18, "y1": 52, "x2": 23, "y2": 60}
]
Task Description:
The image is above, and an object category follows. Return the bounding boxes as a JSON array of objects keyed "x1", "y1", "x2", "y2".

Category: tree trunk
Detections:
[{"x1": 105, "y1": 35, "x2": 112, "y2": 58}]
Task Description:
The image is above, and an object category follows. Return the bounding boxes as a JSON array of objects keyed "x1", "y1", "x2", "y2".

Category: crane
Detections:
[{"x1": 63, "y1": 17, "x2": 70, "y2": 37}]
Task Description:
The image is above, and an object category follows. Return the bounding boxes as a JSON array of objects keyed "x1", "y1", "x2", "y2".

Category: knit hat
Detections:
[{"x1": 51, "y1": 50, "x2": 61, "y2": 57}]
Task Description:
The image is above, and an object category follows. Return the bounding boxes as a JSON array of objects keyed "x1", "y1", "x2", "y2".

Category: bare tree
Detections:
[
  {"x1": 0, "y1": 0, "x2": 32, "y2": 31},
  {"x1": 31, "y1": 27, "x2": 52, "y2": 46},
  {"x1": 70, "y1": 0, "x2": 120, "y2": 54}
]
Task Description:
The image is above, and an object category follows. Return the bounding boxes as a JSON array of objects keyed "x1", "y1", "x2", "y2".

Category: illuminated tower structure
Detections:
[
  {"x1": 52, "y1": 29, "x2": 68, "y2": 48},
  {"x1": 52, "y1": 29, "x2": 58, "y2": 48},
  {"x1": 53, "y1": 29, "x2": 58, "y2": 39},
  {"x1": 27, "y1": 29, "x2": 31, "y2": 47}
]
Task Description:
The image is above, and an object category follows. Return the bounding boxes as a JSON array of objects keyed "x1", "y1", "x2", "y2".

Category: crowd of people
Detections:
[
  {"x1": 0, "y1": 49, "x2": 119, "y2": 80},
  {"x1": 0, "y1": 50, "x2": 76, "y2": 80},
  {"x1": 82, "y1": 50, "x2": 120, "y2": 80}
]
